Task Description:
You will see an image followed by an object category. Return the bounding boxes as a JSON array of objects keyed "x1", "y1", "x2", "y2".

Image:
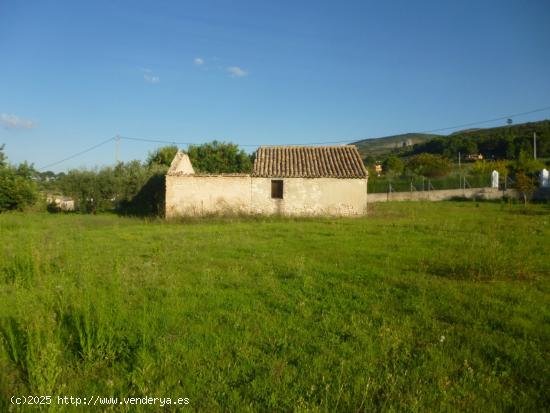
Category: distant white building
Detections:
[{"x1": 46, "y1": 194, "x2": 75, "y2": 211}]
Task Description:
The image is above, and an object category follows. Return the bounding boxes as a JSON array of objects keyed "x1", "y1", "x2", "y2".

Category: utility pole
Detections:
[
  {"x1": 533, "y1": 132, "x2": 537, "y2": 159},
  {"x1": 115, "y1": 135, "x2": 120, "y2": 163},
  {"x1": 458, "y1": 152, "x2": 461, "y2": 169}
]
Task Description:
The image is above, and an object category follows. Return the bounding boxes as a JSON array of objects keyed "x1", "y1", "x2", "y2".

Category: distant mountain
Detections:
[{"x1": 352, "y1": 133, "x2": 441, "y2": 158}]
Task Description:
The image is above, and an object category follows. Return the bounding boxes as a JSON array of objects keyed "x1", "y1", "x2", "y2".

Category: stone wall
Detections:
[
  {"x1": 165, "y1": 175, "x2": 251, "y2": 218},
  {"x1": 166, "y1": 175, "x2": 368, "y2": 217},
  {"x1": 251, "y1": 178, "x2": 367, "y2": 216},
  {"x1": 368, "y1": 187, "x2": 517, "y2": 203}
]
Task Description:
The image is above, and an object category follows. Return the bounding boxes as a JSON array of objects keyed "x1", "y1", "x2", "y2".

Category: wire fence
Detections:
[{"x1": 367, "y1": 175, "x2": 491, "y2": 194}]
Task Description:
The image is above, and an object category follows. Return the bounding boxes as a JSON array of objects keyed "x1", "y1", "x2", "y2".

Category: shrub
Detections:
[
  {"x1": 405, "y1": 154, "x2": 451, "y2": 178},
  {"x1": 0, "y1": 148, "x2": 38, "y2": 212},
  {"x1": 515, "y1": 172, "x2": 535, "y2": 205},
  {"x1": 382, "y1": 156, "x2": 405, "y2": 177}
]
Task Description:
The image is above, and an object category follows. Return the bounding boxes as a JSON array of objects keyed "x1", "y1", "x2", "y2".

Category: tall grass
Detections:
[{"x1": 0, "y1": 202, "x2": 549, "y2": 411}]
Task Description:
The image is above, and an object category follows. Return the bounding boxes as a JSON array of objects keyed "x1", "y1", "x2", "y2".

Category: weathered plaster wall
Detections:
[
  {"x1": 165, "y1": 175, "x2": 251, "y2": 218},
  {"x1": 166, "y1": 176, "x2": 368, "y2": 217},
  {"x1": 251, "y1": 178, "x2": 367, "y2": 216}
]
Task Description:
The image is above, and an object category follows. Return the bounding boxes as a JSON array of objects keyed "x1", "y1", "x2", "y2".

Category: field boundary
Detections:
[{"x1": 368, "y1": 187, "x2": 518, "y2": 203}]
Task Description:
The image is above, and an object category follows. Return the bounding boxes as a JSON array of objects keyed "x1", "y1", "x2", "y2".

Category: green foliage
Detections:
[
  {"x1": 354, "y1": 133, "x2": 439, "y2": 158},
  {"x1": 382, "y1": 155, "x2": 405, "y2": 176},
  {"x1": 58, "y1": 161, "x2": 167, "y2": 214},
  {"x1": 470, "y1": 159, "x2": 510, "y2": 177},
  {"x1": 363, "y1": 155, "x2": 376, "y2": 167},
  {"x1": 59, "y1": 169, "x2": 103, "y2": 213},
  {"x1": 0, "y1": 203, "x2": 548, "y2": 411},
  {"x1": 53, "y1": 141, "x2": 252, "y2": 214},
  {"x1": 515, "y1": 172, "x2": 536, "y2": 205},
  {"x1": 187, "y1": 140, "x2": 253, "y2": 173},
  {"x1": 410, "y1": 120, "x2": 550, "y2": 160},
  {"x1": 117, "y1": 167, "x2": 167, "y2": 216},
  {"x1": 146, "y1": 145, "x2": 179, "y2": 168},
  {"x1": 406, "y1": 153, "x2": 451, "y2": 178},
  {"x1": 0, "y1": 146, "x2": 38, "y2": 212},
  {"x1": 0, "y1": 145, "x2": 6, "y2": 168},
  {"x1": 511, "y1": 150, "x2": 546, "y2": 175}
]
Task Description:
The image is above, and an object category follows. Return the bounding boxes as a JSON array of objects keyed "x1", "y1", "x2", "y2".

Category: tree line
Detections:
[
  {"x1": 408, "y1": 120, "x2": 550, "y2": 160},
  {"x1": 2, "y1": 133, "x2": 548, "y2": 214},
  {"x1": 0, "y1": 141, "x2": 252, "y2": 214}
]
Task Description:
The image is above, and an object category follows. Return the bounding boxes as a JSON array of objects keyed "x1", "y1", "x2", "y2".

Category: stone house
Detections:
[
  {"x1": 46, "y1": 194, "x2": 75, "y2": 211},
  {"x1": 165, "y1": 145, "x2": 368, "y2": 217}
]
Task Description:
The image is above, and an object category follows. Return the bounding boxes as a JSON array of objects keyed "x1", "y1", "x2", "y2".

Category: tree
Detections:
[
  {"x1": 56, "y1": 160, "x2": 169, "y2": 215},
  {"x1": 515, "y1": 172, "x2": 535, "y2": 205},
  {"x1": 363, "y1": 155, "x2": 376, "y2": 167},
  {"x1": 407, "y1": 120, "x2": 550, "y2": 160},
  {"x1": 0, "y1": 146, "x2": 38, "y2": 212},
  {"x1": 512, "y1": 150, "x2": 545, "y2": 175},
  {"x1": 187, "y1": 141, "x2": 252, "y2": 173},
  {"x1": 0, "y1": 144, "x2": 6, "y2": 168},
  {"x1": 59, "y1": 169, "x2": 102, "y2": 213},
  {"x1": 382, "y1": 156, "x2": 405, "y2": 177},
  {"x1": 405, "y1": 154, "x2": 451, "y2": 178},
  {"x1": 146, "y1": 145, "x2": 179, "y2": 168}
]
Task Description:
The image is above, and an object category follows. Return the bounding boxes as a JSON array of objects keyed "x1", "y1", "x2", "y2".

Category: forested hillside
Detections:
[
  {"x1": 352, "y1": 133, "x2": 440, "y2": 157},
  {"x1": 354, "y1": 120, "x2": 550, "y2": 160},
  {"x1": 409, "y1": 120, "x2": 550, "y2": 159}
]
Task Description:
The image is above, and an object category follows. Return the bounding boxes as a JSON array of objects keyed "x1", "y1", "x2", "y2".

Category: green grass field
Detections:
[{"x1": 1, "y1": 202, "x2": 549, "y2": 412}]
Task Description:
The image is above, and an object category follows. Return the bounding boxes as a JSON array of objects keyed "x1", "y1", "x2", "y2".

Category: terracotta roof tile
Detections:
[{"x1": 252, "y1": 145, "x2": 367, "y2": 178}]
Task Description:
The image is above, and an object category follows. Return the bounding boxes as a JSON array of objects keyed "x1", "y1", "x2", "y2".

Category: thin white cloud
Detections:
[
  {"x1": 142, "y1": 68, "x2": 160, "y2": 84},
  {"x1": 0, "y1": 113, "x2": 35, "y2": 129},
  {"x1": 194, "y1": 57, "x2": 204, "y2": 65},
  {"x1": 227, "y1": 66, "x2": 248, "y2": 77}
]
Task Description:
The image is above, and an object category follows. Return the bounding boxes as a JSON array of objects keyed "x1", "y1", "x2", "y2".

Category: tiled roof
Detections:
[{"x1": 252, "y1": 145, "x2": 367, "y2": 178}]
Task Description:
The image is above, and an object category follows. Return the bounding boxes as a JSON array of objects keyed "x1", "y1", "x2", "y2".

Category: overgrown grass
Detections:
[{"x1": 0, "y1": 202, "x2": 549, "y2": 411}]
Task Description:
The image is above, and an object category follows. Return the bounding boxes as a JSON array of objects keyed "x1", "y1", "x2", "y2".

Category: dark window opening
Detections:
[{"x1": 271, "y1": 180, "x2": 283, "y2": 199}]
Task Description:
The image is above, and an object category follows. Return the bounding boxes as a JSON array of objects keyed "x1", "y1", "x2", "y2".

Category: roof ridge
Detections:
[{"x1": 258, "y1": 145, "x2": 357, "y2": 149}]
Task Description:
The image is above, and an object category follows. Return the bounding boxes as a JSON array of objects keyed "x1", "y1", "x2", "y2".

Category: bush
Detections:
[
  {"x1": 515, "y1": 172, "x2": 535, "y2": 205},
  {"x1": 405, "y1": 154, "x2": 451, "y2": 178},
  {"x1": 382, "y1": 156, "x2": 405, "y2": 177},
  {"x1": 0, "y1": 168, "x2": 38, "y2": 212},
  {"x1": 0, "y1": 146, "x2": 38, "y2": 212},
  {"x1": 57, "y1": 162, "x2": 168, "y2": 215}
]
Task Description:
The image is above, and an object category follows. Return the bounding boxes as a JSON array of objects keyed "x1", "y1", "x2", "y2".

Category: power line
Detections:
[
  {"x1": 38, "y1": 137, "x2": 115, "y2": 170},
  {"x1": 418, "y1": 105, "x2": 550, "y2": 135},
  {"x1": 117, "y1": 135, "x2": 351, "y2": 147},
  {"x1": 37, "y1": 104, "x2": 550, "y2": 170},
  {"x1": 118, "y1": 136, "x2": 197, "y2": 146},
  {"x1": 120, "y1": 105, "x2": 550, "y2": 147}
]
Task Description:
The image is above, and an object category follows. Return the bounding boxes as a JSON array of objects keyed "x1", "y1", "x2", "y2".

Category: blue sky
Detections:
[{"x1": 1, "y1": 0, "x2": 550, "y2": 171}]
